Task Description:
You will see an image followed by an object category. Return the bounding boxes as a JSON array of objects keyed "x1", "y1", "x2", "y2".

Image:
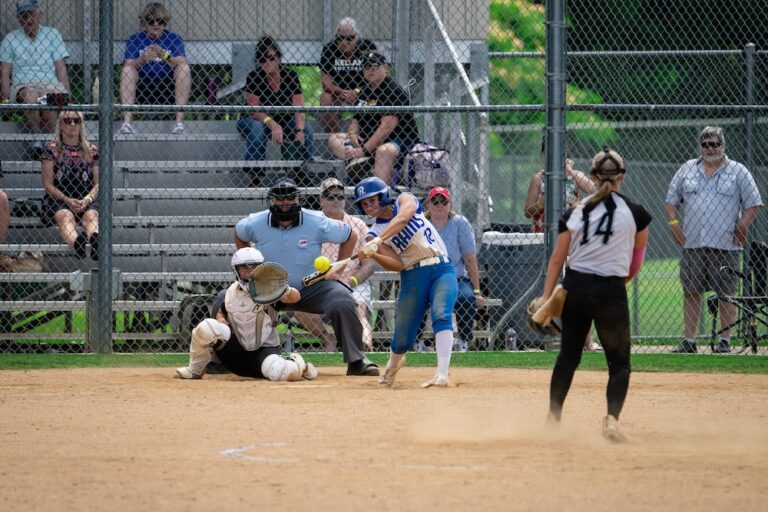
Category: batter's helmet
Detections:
[{"x1": 353, "y1": 177, "x2": 392, "y2": 214}]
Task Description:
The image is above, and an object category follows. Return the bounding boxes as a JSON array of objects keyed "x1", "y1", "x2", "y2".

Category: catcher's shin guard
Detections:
[
  {"x1": 261, "y1": 354, "x2": 303, "y2": 381},
  {"x1": 183, "y1": 319, "x2": 232, "y2": 377}
]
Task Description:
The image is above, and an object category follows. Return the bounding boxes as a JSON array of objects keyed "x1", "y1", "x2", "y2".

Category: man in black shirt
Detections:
[
  {"x1": 328, "y1": 51, "x2": 419, "y2": 184},
  {"x1": 318, "y1": 18, "x2": 377, "y2": 134}
]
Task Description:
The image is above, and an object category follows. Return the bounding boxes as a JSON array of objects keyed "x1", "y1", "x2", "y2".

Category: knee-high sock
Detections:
[{"x1": 434, "y1": 329, "x2": 453, "y2": 377}]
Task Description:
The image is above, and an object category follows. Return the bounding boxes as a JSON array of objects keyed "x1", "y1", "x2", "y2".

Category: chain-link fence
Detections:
[{"x1": 1, "y1": 0, "x2": 767, "y2": 356}]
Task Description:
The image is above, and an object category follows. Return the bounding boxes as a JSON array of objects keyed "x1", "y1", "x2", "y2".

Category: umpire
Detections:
[{"x1": 235, "y1": 178, "x2": 379, "y2": 376}]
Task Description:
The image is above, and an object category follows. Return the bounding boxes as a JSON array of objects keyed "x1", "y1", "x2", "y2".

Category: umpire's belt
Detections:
[{"x1": 404, "y1": 255, "x2": 449, "y2": 271}]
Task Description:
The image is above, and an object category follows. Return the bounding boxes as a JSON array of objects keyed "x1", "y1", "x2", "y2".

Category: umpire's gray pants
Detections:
[{"x1": 278, "y1": 280, "x2": 365, "y2": 363}]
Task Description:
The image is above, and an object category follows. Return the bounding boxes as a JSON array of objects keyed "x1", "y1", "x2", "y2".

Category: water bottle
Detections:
[{"x1": 505, "y1": 328, "x2": 518, "y2": 351}]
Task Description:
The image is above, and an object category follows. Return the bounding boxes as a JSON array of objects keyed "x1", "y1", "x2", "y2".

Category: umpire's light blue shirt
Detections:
[
  {"x1": 236, "y1": 209, "x2": 351, "y2": 289},
  {"x1": 665, "y1": 157, "x2": 763, "y2": 250}
]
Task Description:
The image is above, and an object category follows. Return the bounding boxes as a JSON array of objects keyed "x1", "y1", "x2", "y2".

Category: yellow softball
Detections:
[{"x1": 314, "y1": 256, "x2": 331, "y2": 272}]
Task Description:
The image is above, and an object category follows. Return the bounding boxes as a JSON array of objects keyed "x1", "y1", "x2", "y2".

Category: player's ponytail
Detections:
[{"x1": 578, "y1": 147, "x2": 625, "y2": 207}]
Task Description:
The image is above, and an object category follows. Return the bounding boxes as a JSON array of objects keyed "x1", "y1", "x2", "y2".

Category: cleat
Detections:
[
  {"x1": 302, "y1": 362, "x2": 318, "y2": 380},
  {"x1": 602, "y1": 415, "x2": 629, "y2": 443},
  {"x1": 378, "y1": 355, "x2": 405, "y2": 388},
  {"x1": 175, "y1": 367, "x2": 203, "y2": 380},
  {"x1": 671, "y1": 340, "x2": 696, "y2": 354},
  {"x1": 421, "y1": 373, "x2": 450, "y2": 389}
]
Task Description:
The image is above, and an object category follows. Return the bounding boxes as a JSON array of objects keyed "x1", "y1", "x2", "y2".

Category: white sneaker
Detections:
[
  {"x1": 602, "y1": 415, "x2": 630, "y2": 443},
  {"x1": 119, "y1": 122, "x2": 138, "y2": 134},
  {"x1": 303, "y1": 362, "x2": 318, "y2": 380},
  {"x1": 175, "y1": 367, "x2": 202, "y2": 379},
  {"x1": 171, "y1": 122, "x2": 186, "y2": 135},
  {"x1": 420, "y1": 373, "x2": 450, "y2": 388}
]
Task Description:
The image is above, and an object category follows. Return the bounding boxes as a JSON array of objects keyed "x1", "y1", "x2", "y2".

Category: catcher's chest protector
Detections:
[{"x1": 224, "y1": 284, "x2": 279, "y2": 351}]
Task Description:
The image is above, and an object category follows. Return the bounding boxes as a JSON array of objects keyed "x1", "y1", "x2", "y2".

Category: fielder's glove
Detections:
[
  {"x1": 526, "y1": 285, "x2": 566, "y2": 337},
  {"x1": 248, "y1": 262, "x2": 289, "y2": 304}
]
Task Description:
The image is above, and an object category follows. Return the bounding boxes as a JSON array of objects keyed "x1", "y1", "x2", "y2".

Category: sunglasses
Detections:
[
  {"x1": 62, "y1": 117, "x2": 82, "y2": 125},
  {"x1": 144, "y1": 18, "x2": 167, "y2": 26},
  {"x1": 701, "y1": 141, "x2": 723, "y2": 149},
  {"x1": 322, "y1": 194, "x2": 346, "y2": 202},
  {"x1": 363, "y1": 63, "x2": 383, "y2": 71},
  {"x1": 430, "y1": 198, "x2": 449, "y2": 206},
  {"x1": 272, "y1": 193, "x2": 297, "y2": 202},
  {"x1": 260, "y1": 53, "x2": 280, "y2": 63},
  {"x1": 336, "y1": 34, "x2": 356, "y2": 42}
]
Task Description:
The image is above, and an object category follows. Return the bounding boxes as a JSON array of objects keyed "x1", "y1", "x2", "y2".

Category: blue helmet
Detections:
[{"x1": 353, "y1": 177, "x2": 392, "y2": 214}]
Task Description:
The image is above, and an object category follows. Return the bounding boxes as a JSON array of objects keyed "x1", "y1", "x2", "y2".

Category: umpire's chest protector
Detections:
[{"x1": 224, "y1": 283, "x2": 280, "y2": 351}]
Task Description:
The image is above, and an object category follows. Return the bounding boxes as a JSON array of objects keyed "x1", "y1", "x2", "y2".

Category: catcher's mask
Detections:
[
  {"x1": 268, "y1": 178, "x2": 302, "y2": 223},
  {"x1": 525, "y1": 301, "x2": 562, "y2": 337},
  {"x1": 231, "y1": 247, "x2": 265, "y2": 292},
  {"x1": 353, "y1": 176, "x2": 393, "y2": 215}
]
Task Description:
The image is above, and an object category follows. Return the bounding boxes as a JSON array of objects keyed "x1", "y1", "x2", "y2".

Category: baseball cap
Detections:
[
  {"x1": 363, "y1": 51, "x2": 387, "y2": 69},
  {"x1": 320, "y1": 177, "x2": 345, "y2": 195},
  {"x1": 427, "y1": 187, "x2": 451, "y2": 201},
  {"x1": 17, "y1": 0, "x2": 39, "y2": 16}
]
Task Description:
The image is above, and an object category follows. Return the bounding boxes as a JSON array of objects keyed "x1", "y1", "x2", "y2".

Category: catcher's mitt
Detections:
[{"x1": 248, "y1": 262, "x2": 289, "y2": 304}]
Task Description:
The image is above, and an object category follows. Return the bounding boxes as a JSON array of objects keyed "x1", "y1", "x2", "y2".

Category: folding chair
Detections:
[{"x1": 707, "y1": 256, "x2": 768, "y2": 354}]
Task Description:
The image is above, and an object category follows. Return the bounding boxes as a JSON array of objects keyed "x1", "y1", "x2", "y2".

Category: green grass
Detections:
[{"x1": 1, "y1": 352, "x2": 765, "y2": 374}]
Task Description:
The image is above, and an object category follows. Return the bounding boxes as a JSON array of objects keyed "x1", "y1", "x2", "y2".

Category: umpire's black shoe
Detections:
[
  {"x1": 713, "y1": 339, "x2": 732, "y2": 354},
  {"x1": 671, "y1": 340, "x2": 697, "y2": 354},
  {"x1": 347, "y1": 357, "x2": 379, "y2": 376}
]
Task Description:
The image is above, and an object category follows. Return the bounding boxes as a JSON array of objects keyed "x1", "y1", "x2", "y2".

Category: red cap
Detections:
[{"x1": 428, "y1": 187, "x2": 450, "y2": 201}]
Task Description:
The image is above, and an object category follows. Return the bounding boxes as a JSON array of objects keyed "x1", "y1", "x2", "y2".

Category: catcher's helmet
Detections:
[
  {"x1": 353, "y1": 177, "x2": 392, "y2": 215},
  {"x1": 231, "y1": 247, "x2": 265, "y2": 291}
]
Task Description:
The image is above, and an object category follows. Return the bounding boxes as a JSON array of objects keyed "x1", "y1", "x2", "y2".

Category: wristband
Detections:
[
  {"x1": 296, "y1": 128, "x2": 304, "y2": 133},
  {"x1": 349, "y1": 276, "x2": 359, "y2": 287},
  {"x1": 263, "y1": 116, "x2": 272, "y2": 125},
  {"x1": 163, "y1": 51, "x2": 170, "y2": 61},
  {"x1": 354, "y1": 88, "x2": 361, "y2": 94},
  {"x1": 473, "y1": 288, "x2": 482, "y2": 295},
  {"x1": 668, "y1": 218, "x2": 680, "y2": 226},
  {"x1": 84, "y1": 194, "x2": 94, "y2": 203}
]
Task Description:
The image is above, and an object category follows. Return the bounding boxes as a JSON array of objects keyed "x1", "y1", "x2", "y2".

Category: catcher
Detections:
[{"x1": 175, "y1": 247, "x2": 317, "y2": 381}]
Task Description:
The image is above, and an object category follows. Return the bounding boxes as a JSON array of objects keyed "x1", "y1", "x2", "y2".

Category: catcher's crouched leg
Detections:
[
  {"x1": 261, "y1": 353, "x2": 318, "y2": 381},
  {"x1": 175, "y1": 318, "x2": 231, "y2": 379}
]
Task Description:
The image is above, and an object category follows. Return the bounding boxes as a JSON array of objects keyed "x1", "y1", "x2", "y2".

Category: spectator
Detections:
[
  {"x1": 0, "y1": 0, "x2": 70, "y2": 139},
  {"x1": 524, "y1": 155, "x2": 602, "y2": 352},
  {"x1": 234, "y1": 178, "x2": 379, "y2": 376},
  {"x1": 423, "y1": 187, "x2": 484, "y2": 352},
  {"x1": 328, "y1": 51, "x2": 419, "y2": 185},
  {"x1": 536, "y1": 148, "x2": 652, "y2": 442},
  {"x1": 353, "y1": 177, "x2": 458, "y2": 389},
  {"x1": 319, "y1": 18, "x2": 377, "y2": 134},
  {"x1": 293, "y1": 178, "x2": 376, "y2": 352},
  {"x1": 119, "y1": 2, "x2": 190, "y2": 135},
  {"x1": 237, "y1": 36, "x2": 313, "y2": 186},
  {"x1": 666, "y1": 126, "x2": 762, "y2": 354},
  {"x1": 0, "y1": 188, "x2": 8, "y2": 244},
  {"x1": 40, "y1": 111, "x2": 99, "y2": 260},
  {"x1": 175, "y1": 247, "x2": 318, "y2": 381}
]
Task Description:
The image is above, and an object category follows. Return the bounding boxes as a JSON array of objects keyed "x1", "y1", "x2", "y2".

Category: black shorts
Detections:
[
  {"x1": 215, "y1": 337, "x2": 281, "y2": 379},
  {"x1": 40, "y1": 196, "x2": 99, "y2": 226},
  {"x1": 680, "y1": 248, "x2": 740, "y2": 294},
  {"x1": 136, "y1": 75, "x2": 176, "y2": 105}
]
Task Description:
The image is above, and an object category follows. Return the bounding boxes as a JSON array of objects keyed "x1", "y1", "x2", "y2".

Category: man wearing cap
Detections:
[
  {"x1": 293, "y1": 178, "x2": 376, "y2": 352},
  {"x1": 328, "y1": 50, "x2": 419, "y2": 185},
  {"x1": 318, "y1": 18, "x2": 378, "y2": 134},
  {"x1": 234, "y1": 178, "x2": 379, "y2": 376},
  {"x1": 666, "y1": 126, "x2": 762, "y2": 354},
  {"x1": 1, "y1": 0, "x2": 70, "y2": 136}
]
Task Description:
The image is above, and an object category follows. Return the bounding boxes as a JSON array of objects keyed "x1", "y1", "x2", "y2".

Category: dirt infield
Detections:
[{"x1": 1, "y1": 366, "x2": 766, "y2": 511}]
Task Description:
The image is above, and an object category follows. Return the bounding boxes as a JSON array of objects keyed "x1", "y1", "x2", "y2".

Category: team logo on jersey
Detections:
[
  {"x1": 390, "y1": 216, "x2": 428, "y2": 251},
  {"x1": 298, "y1": 239, "x2": 308, "y2": 248}
]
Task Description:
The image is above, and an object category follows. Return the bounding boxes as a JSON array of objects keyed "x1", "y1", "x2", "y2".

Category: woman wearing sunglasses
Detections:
[
  {"x1": 119, "y1": 2, "x2": 190, "y2": 135},
  {"x1": 423, "y1": 187, "x2": 484, "y2": 353},
  {"x1": 237, "y1": 36, "x2": 314, "y2": 186},
  {"x1": 40, "y1": 111, "x2": 99, "y2": 260}
]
